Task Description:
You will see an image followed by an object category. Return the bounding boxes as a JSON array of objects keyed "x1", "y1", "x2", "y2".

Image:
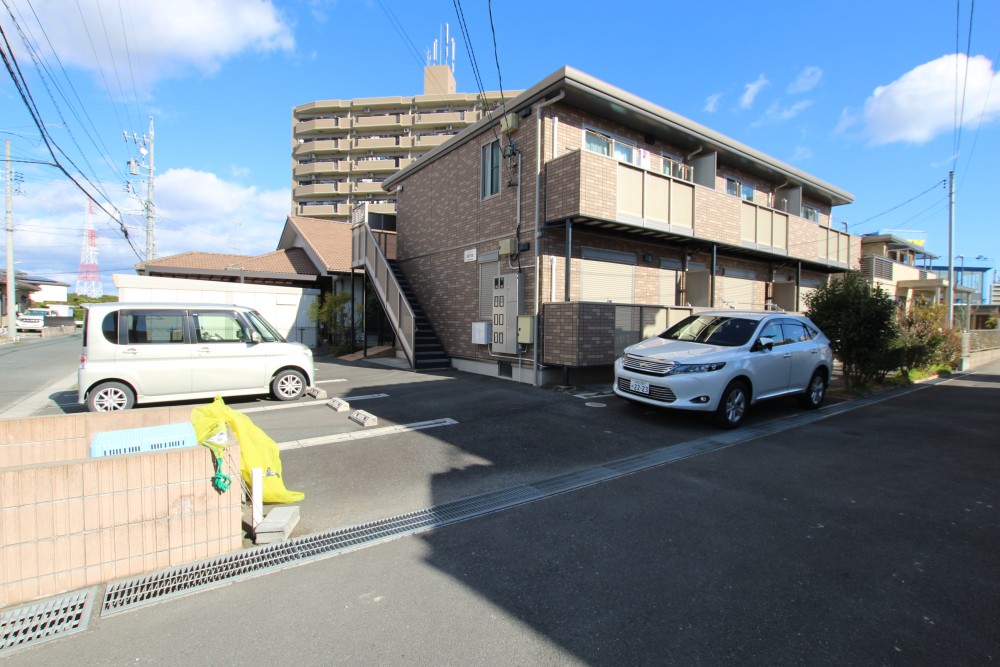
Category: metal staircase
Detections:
[{"x1": 351, "y1": 220, "x2": 450, "y2": 371}]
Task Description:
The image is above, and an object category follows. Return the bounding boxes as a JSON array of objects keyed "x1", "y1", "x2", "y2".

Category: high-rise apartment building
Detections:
[{"x1": 291, "y1": 64, "x2": 515, "y2": 222}]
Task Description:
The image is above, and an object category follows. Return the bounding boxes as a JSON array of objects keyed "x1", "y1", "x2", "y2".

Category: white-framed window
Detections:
[
  {"x1": 802, "y1": 205, "x2": 819, "y2": 222},
  {"x1": 583, "y1": 127, "x2": 636, "y2": 165},
  {"x1": 726, "y1": 177, "x2": 754, "y2": 202},
  {"x1": 481, "y1": 139, "x2": 501, "y2": 199}
]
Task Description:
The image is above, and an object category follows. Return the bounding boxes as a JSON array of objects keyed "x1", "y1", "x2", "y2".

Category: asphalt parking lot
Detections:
[{"x1": 250, "y1": 353, "x2": 852, "y2": 537}]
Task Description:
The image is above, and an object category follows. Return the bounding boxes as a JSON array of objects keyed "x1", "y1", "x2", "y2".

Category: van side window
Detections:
[
  {"x1": 192, "y1": 311, "x2": 251, "y2": 343},
  {"x1": 124, "y1": 311, "x2": 186, "y2": 344},
  {"x1": 102, "y1": 312, "x2": 119, "y2": 344}
]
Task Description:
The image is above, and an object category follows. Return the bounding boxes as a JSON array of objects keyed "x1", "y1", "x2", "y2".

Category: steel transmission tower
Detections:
[{"x1": 76, "y1": 200, "x2": 103, "y2": 298}]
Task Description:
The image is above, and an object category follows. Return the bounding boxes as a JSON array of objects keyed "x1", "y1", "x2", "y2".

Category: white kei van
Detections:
[{"x1": 78, "y1": 303, "x2": 316, "y2": 412}]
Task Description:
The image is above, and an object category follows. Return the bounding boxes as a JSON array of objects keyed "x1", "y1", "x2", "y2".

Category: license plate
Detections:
[{"x1": 629, "y1": 379, "x2": 650, "y2": 394}]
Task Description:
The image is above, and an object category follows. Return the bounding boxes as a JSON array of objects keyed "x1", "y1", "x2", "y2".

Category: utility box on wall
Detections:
[{"x1": 492, "y1": 273, "x2": 524, "y2": 354}]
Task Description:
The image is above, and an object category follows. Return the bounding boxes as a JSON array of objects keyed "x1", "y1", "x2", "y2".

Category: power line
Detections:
[
  {"x1": 374, "y1": 0, "x2": 423, "y2": 69},
  {"x1": 952, "y1": 0, "x2": 976, "y2": 170},
  {"x1": 0, "y1": 17, "x2": 141, "y2": 260}
]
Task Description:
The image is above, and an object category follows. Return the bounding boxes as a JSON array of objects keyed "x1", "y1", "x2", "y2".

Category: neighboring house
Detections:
[
  {"x1": 131, "y1": 216, "x2": 362, "y2": 346},
  {"x1": 859, "y1": 234, "x2": 975, "y2": 307},
  {"x1": 926, "y1": 260, "x2": 990, "y2": 305},
  {"x1": 357, "y1": 66, "x2": 858, "y2": 383},
  {"x1": 292, "y1": 62, "x2": 517, "y2": 224},
  {"x1": 0, "y1": 269, "x2": 67, "y2": 323}
]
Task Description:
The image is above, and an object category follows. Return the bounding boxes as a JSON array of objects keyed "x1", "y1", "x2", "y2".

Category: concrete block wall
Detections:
[{"x1": 0, "y1": 407, "x2": 243, "y2": 609}]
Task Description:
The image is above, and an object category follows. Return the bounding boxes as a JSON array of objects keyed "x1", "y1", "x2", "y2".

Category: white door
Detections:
[{"x1": 748, "y1": 320, "x2": 792, "y2": 399}]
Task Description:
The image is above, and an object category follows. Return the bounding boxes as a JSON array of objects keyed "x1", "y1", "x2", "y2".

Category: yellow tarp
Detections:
[{"x1": 191, "y1": 396, "x2": 304, "y2": 504}]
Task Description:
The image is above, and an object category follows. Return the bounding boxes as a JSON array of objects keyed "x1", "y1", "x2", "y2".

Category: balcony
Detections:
[
  {"x1": 412, "y1": 111, "x2": 466, "y2": 127},
  {"x1": 413, "y1": 133, "x2": 452, "y2": 148},
  {"x1": 355, "y1": 136, "x2": 405, "y2": 150},
  {"x1": 352, "y1": 180, "x2": 387, "y2": 195},
  {"x1": 297, "y1": 203, "x2": 352, "y2": 218},
  {"x1": 354, "y1": 114, "x2": 410, "y2": 129},
  {"x1": 294, "y1": 182, "x2": 341, "y2": 197},
  {"x1": 294, "y1": 139, "x2": 345, "y2": 156},
  {"x1": 543, "y1": 148, "x2": 857, "y2": 267},
  {"x1": 294, "y1": 161, "x2": 348, "y2": 177},
  {"x1": 352, "y1": 158, "x2": 398, "y2": 173},
  {"x1": 295, "y1": 117, "x2": 344, "y2": 134}
]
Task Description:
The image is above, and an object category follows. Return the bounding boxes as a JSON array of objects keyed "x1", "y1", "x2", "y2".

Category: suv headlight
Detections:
[{"x1": 665, "y1": 361, "x2": 726, "y2": 375}]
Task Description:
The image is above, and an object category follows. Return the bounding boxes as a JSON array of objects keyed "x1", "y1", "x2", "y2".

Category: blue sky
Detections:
[{"x1": 1, "y1": 0, "x2": 999, "y2": 297}]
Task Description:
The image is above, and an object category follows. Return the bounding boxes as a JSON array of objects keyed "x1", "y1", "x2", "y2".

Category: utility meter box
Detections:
[
  {"x1": 492, "y1": 273, "x2": 524, "y2": 354},
  {"x1": 517, "y1": 315, "x2": 534, "y2": 344}
]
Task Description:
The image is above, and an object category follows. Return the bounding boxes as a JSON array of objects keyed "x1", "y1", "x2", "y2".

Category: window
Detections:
[
  {"x1": 123, "y1": 310, "x2": 186, "y2": 344},
  {"x1": 802, "y1": 205, "x2": 819, "y2": 222},
  {"x1": 584, "y1": 129, "x2": 611, "y2": 157},
  {"x1": 481, "y1": 139, "x2": 500, "y2": 199},
  {"x1": 661, "y1": 155, "x2": 691, "y2": 181},
  {"x1": 583, "y1": 128, "x2": 636, "y2": 165},
  {"x1": 192, "y1": 311, "x2": 251, "y2": 343},
  {"x1": 726, "y1": 178, "x2": 754, "y2": 202}
]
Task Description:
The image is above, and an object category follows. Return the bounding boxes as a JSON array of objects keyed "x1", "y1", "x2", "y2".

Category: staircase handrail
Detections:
[{"x1": 351, "y1": 221, "x2": 415, "y2": 366}]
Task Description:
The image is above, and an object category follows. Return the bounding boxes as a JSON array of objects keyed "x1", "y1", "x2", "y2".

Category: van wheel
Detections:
[
  {"x1": 87, "y1": 382, "x2": 135, "y2": 412},
  {"x1": 271, "y1": 369, "x2": 306, "y2": 401},
  {"x1": 715, "y1": 380, "x2": 749, "y2": 429},
  {"x1": 799, "y1": 370, "x2": 827, "y2": 409}
]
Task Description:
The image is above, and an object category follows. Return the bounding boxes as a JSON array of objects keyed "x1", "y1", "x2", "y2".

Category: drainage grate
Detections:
[
  {"x1": 0, "y1": 589, "x2": 95, "y2": 655},
  {"x1": 101, "y1": 484, "x2": 544, "y2": 616}
]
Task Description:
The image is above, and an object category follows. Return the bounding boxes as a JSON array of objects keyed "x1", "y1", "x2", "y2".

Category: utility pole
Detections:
[
  {"x1": 946, "y1": 170, "x2": 955, "y2": 328},
  {"x1": 5, "y1": 140, "x2": 15, "y2": 342},
  {"x1": 145, "y1": 116, "x2": 155, "y2": 262}
]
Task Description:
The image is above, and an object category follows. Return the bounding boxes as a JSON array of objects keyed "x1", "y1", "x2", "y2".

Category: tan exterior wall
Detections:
[
  {"x1": 0, "y1": 407, "x2": 242, "y2": 609},
  {"x1": 389, "y1": 97, "x2": 855, "y2": 370}
]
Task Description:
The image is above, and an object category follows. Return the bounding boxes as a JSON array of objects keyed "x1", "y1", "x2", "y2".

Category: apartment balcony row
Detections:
[
  {"x1": 296, "y1": 201, "x2": 396, "y2": 218},
  {"x1": 294, "y1": 157, "x2": 415, "y2": 178},
  {"x1": 294, "y1": 93, "x2": 504, "y2": 118},
  {"x1": 543, "y1": 149, "x2": 856, "y2": 269},
  {"x1": 294, "y1": 110, "x2": 480, "y2": 137},
  {"x1": 294, "y1": 133, "x2": 453, "y2": 156},
  {"x1": 293, "y1": 180, "x2": 388, "y2": 198}
]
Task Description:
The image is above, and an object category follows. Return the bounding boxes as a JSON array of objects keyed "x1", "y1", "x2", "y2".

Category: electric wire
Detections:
[
  {"x1": 8, "y1": 0, "x2": 123, "y2": 195},
  {"x1": 0, "y1": 23, "x2": 141, "y2": 260},
  {"x1": 953, "y1": 0, "x2": 975, "y2": 171},
  {"x1": 375, "y1": 0, "x2": 423, "y2": 69},
  {"x1": 17, "y1": 0, "x2": 130, "y2": 182}
]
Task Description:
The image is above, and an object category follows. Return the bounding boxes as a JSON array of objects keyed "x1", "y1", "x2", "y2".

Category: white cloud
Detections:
[
  {"x1": 788, "y1": 66, "x2": 822, "y2": 94},
  {"x1": 788, "y1": 145, "x2": 814, "y2": 163},
  {"x1": 4, "y1": 0, "x2": 294, "y2": 90},
  {"x1": 703, "y1": 93, "x2": 723, "y2": 113},
  {"x1": 754, "y1": 99, "x2": 814, "y2": 126},
  {"x1": 6, "y1": 169, "x2": 289, "y2": 294},
  {"x1": 739, "y1": 75, "x2": 769, "y2": 109},
  {"x1": 863, "y1": 53, "x2": 1000, "y2": 145}
]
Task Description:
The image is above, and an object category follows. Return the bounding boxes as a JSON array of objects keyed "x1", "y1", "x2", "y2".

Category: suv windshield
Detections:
[{"x1": 659, "y1": 315, "x2": 759, "y2": 347}]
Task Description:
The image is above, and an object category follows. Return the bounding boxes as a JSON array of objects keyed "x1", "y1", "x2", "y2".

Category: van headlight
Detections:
[{"x1": 665, "y1": 362, "x2": 726, "y2": 375}]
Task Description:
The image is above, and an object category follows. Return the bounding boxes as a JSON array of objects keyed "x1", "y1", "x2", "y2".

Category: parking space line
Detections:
[
  {"x1": 315, "y1": 379, "x2": 347, "y2": 384},
  {"x1": 277, "y1": 418, "x2": 458, "y2": 450},
  {"x1": 238, "y1": 393, "x2": 390, "y2": 414}
]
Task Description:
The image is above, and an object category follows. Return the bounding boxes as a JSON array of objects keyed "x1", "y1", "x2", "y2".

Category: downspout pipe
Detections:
[{"x1": 532, "y1": 91, "x2": 566, "y2": 387}]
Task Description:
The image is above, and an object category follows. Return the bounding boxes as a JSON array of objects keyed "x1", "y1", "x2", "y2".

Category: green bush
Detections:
[{"x1": 805, "y1": 273, "x2": 897, "y2": 390}]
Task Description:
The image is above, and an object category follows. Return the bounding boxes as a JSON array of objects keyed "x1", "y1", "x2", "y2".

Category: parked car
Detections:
[
  {"x1": 15, "y1": 308, "x2": 50, "y2": 331},
  {"x1": 78, "y1": 303, "x2": 316, "y2": 412},
  {"x1": 614, "y1": 311, "x2": 833, "y2": 428}
]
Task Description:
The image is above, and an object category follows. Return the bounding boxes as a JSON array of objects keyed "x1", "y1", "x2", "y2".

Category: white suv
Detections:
[
  {"x1": 78, "y1": 303, "x2": 316, "y2": 411},
  {"x1": 614, "y1": 311, "x2": 833, "y2": 428}
]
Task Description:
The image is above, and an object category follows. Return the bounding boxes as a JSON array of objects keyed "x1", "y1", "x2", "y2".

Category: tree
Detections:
[
  {"x1": 805, "y1": 273, "x2": 897, "y2": 389},
  {"x1": 307, "y1": 291, "x2": 355, "y2": 354}
]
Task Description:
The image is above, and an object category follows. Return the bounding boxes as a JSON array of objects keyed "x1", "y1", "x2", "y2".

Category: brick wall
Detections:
[{"x1": 0, "y1": 407, "x2": 243, "y2": 609}]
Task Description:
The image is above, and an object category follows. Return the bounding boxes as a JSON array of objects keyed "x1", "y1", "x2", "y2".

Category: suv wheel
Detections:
[
  {"x1": 715, "y1": 380, "x2": 749, "y2": 429},
  {"x1": 271, "y1": 369, "x2": 306, "y2": 401},
  {"x1": 799, "y1": 370, "x2": 827, "y2": 409}
]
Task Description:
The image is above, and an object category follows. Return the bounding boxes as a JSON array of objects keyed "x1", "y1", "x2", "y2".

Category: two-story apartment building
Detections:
[
  {"x1": 292, "y1": 64, "x2": 515, "y2": 223},
  {"x1": 358, "y1": 66, "x2": 858, "y2": 384}
]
